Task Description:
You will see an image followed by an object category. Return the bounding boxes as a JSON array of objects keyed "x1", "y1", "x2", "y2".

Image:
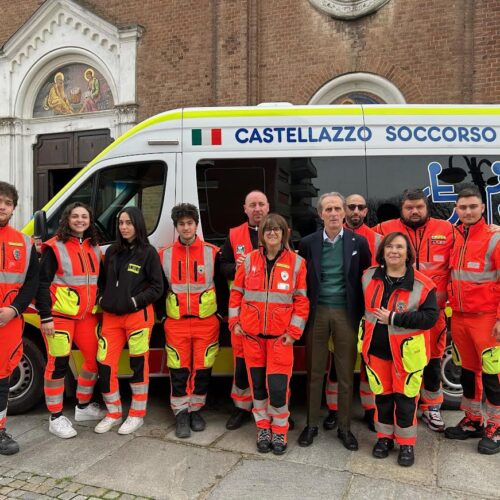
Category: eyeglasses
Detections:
[
  {"x1": 264, "y1": 227, "x2": 282, "y2": 234},
  {"x1": 347, "y1": 204, "x2": 367, "y2": 211}
]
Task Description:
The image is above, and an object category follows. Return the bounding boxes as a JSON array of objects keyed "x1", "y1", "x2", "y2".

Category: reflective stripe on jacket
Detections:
[
  {"x1": 43, "y1": 236, "x2": 101, "y2": 319},
  {"x1": 0, "y1": 225, "x2": 32, "y2": 307},
  {"x1": 228, "y1": 248, "x2": 309, "y2": 340},
  {"x1": 160, "y1": 237, "x2": 219, "y2": 319},
  {"x1": 229, "y1": 222, "x2": 254, "y2": 261},
  {"x1": 374, "y1": 217, "x2": 453, "y2": 308},
  {"x1": 448, "y1": 219, "x2": 500, "y2": 316},
  {"x1": 361, "y1": 267, "x2": 435, "y2": 383}
]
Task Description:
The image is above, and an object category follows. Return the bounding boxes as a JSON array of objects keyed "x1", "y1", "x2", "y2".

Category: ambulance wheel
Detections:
[
  {"x1": 441, "y1": 344, "x2": 462, "y2": 410},
  {"x1": 8, "y1": 337, "x2": 45, "y2": 415}
]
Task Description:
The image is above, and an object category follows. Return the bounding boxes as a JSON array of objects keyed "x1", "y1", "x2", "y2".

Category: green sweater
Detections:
[{"x1": 318, "y1": 238, "x2": 346, "y2": 308}]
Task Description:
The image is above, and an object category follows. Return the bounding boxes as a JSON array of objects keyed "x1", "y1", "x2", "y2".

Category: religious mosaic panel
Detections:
[{"x1": 33, "y1": 64, "x2": 114, "y2": 117}]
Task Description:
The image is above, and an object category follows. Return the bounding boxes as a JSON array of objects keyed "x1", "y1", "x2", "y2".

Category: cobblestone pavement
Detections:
[{"x1": 0, "y1": 466, "x2": 149, "y2": 499}]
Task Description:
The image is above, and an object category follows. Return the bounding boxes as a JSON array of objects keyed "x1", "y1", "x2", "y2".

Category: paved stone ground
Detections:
[{"x1": 0, "y1": 378, "x2": 499, "y2": 500}]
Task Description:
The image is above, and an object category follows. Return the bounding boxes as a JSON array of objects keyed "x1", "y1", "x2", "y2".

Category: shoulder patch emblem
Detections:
[{"x1": 396, "y1": 301, "x2": 407, "y2": 313}]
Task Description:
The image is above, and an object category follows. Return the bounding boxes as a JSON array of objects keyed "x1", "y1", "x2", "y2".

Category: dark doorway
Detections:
[{"x1": 33, "y1": 129, "x2": 112, "y2": 210}]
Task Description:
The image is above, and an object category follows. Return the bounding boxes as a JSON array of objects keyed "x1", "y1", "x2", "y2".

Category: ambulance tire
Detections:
[
  {"x1": 440, "y1": 343, "x2": 462, "y2": 410},
  {"x1": 8, "y1": 336, "x2": 45, "y2": 415}
]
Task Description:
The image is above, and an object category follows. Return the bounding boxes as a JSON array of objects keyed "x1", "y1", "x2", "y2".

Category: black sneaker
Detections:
[
  {"x1": 397, "y1": 445, "x2": 415, "y2": 467},
  {"x1": 190, "y1": 411, "x2": 206, "y2": 432},
  {"x1": 323, "y1": 410, "x2": 338, "y2": 430},
  {"x1": 444, "y1": 416, "x2": 484, "y2": 440},
  {"x1": 0, "y1": 429, "x2": 19, "y2": 455},
  {"x1": 175, "y1": 410, "x2": 191, "y2": 438},
  {"x1": 256, "y1": 428, "x2": 272, "y2": 453},
  {"x1": 372, "y1": 438, "x2": 394, "y2": 459},
  {"x1": 272, "y1": 432, "x2": 287, "y2": 455},
  {"x1": 478, "y1": 423, "x2": 500, "y2": 455},
  {"x1": 225, "y1": 408, "x2": 251, "y2": 430}
]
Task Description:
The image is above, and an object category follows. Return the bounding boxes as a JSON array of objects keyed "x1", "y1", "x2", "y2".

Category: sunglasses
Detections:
[{"x1": 347, "y1": 204, "x2": 367, "y2": 211}]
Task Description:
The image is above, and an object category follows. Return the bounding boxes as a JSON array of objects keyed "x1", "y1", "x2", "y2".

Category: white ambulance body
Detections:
[{"x1": 12, "y1": 104, "x2": 499, "y2": 413}]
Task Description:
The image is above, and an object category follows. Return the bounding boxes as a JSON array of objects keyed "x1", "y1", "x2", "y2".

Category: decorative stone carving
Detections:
[{"x1": 309, "y1": 0, "x2": 391, "y2": 20}]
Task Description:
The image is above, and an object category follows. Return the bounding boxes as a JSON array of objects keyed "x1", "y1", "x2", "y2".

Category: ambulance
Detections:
[{"x1": 10, "y1": 103, "x2": 500, "y2": 414}]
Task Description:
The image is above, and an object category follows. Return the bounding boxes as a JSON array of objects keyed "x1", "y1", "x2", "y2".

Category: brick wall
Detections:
[{"x1": 1, "y1": 0, "x2": 498, "y2": 122}]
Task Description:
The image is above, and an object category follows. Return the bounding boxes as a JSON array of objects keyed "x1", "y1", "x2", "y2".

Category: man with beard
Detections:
[
  {"x1": 373, "y1": 189, "x2": 453, "y2": 432},
  {"x1": 324, "y1": 194, "x2": 380, "y2": 433}
]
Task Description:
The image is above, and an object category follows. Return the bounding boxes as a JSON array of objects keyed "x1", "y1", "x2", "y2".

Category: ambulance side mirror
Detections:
[{"x1": 33, "y1": 210, "x2": 48, "y2": 243}]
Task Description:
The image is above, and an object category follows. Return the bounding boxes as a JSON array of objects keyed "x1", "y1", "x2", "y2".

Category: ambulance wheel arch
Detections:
[{"x1": 8, "y1": 325, "x2": 46, "y2": 414}]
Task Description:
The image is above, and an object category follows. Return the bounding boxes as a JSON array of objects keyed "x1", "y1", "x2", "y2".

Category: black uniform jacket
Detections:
[{"x1": 99, "y1": 243, "x2": 163, "y2": 316}]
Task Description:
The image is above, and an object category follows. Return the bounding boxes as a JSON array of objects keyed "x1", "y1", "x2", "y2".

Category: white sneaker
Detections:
[
  {"x1": 75, "y1": 403, "x2": 107, "y2": 422},
  {"x1": 422, "y1": 408, "x2": 445, "y2": 432},
  {"x1": 49, "y1": 415, "x2": 77, "y2": 439},
  {"x1": 118, "y1": 416, "x2": 144, "y2": 435},
  {"x1": 94, "y1": 416, "x2": 122, "y2": 434}
]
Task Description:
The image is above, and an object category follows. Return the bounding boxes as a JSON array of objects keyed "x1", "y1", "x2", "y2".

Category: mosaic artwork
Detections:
[{"x1": 33, "y1": 64, "x2": 114, "y2": 117}]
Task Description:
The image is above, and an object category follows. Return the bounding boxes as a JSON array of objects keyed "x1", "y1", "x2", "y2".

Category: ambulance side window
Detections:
[
  {"x1": 45, "y1": 161, "x2": 166, "y2": 243},
  {"x1": 196, "y1": 156, "x2": 367, "y2": 245},
  {"x1": 365, "y1": 155, "x2": 500, "y2": 225},
  {"x1": 95, "y1": 162, "x2": 166, "y2": 242}
]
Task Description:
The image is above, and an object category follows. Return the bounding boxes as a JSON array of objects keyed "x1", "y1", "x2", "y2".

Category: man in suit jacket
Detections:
[{"x1": 298, "y1": 192, "x2": 371, "y2": 450}]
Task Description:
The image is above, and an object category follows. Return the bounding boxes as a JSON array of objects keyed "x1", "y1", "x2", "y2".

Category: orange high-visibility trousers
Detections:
[
  {"x1": 451, "y1": 311, "x2": 500, "y2": 427},
  {"x1": 420, "y1": 310, "x2": 447, "y2": 410},
  {"x1": 97, "y1": 306, "x2": 154, "y2": 419},
  {"x1": 242, "y1": 334, "x2": 293, "y2": 436},
  {"x1": 230, "y1": 331, "x2": 252, "y2": 411},
  {"x1": 43, "y1": 313, "x2": 99, "y2": 414},
  {"x1": 0, "y1": 316, "x2": 23, "y2": 429},
  {"x1": 370, "y1": 355, "x2": 419, "y2": 446},
  {"x1": 165, "y1": 315, "x2": 219, "y2": 415}
]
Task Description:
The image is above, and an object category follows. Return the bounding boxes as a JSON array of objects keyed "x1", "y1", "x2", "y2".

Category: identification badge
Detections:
[
  {"x1": 280, "y1": 271, "x2": 289, "y2": 281},
  {"x1": 8, "y1": 241, "x2": 23, "y2": 247},
  {"x1": 128, "y1": 263, "x2": 141, "y2": 274},
  {"x1": 277, "y1": 282, "x2": 290, "y2": 290},
  {"x1": 467, "y1": 262, "x2": 480, "y2": 269}
]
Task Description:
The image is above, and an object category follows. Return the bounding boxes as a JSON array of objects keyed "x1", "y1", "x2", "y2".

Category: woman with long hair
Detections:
[
  {"x1": 360, "y1": 232, "x2": 439, "y2": 466},
  {"x1": 229, "y1": 213, "x2": 309, "y2": 455},
  {"x1": 37, "y1": 202, "x2": 105, "y2": 438},
  {"x1": 94, "y1": 206, "x2": 163, "y2": 435}
]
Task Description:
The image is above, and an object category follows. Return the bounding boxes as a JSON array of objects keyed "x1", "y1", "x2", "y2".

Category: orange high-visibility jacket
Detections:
[
  {"x1": 228, "y1": 247, "x2": 309, "y2": 340},
  {"x1": 160, "y1": 237, "x2": 219, "y2": 319},
  {"x1": 43, "y1": 236, "x2": 101, "y2": 319},
  {"x1": 0, "y1": 225, "x2": 33, "y2": 307},
  {"x1": 448, "y1": 219, "x2": 500, "y2": 317},
  {"x1": 374, "y1": 217, "x2": 453, "y2": 308},
  {"x1": 361, "y1": 266, "x2": 436, "y2": 377},
  {"x1": 229, "y1": 222, "x2": 254, "y2": 260},
  {"x1": 345, "y1": 223, "x2": 381, "y2": 266}
]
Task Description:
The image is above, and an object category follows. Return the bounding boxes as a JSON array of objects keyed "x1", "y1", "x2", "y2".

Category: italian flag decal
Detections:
[{"x1": 192, "y1": 128, "x2": 222, "y2": 146}]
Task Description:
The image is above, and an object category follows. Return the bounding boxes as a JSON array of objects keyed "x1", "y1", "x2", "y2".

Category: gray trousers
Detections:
[{"x1": 306, "y1": 305, "x2": 357, "y2": 431}]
